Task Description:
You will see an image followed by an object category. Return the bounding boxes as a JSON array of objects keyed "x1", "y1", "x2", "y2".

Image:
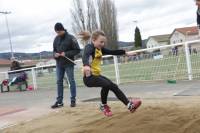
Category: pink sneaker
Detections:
[
  {"x1": 128, "y1": 99, "x2": 142, "y2": 113},
  {"x1": 100, "y1": 104, "x2": 113, "y2": 117}
]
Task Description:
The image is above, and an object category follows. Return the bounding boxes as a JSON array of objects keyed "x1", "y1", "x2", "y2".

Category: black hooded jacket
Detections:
[
  {"x1": 53, "y1": 31, "x2": 80, "y2": 66},
  {"x1": 197, "y1": 8, "x2": 200, "y2": 26}
]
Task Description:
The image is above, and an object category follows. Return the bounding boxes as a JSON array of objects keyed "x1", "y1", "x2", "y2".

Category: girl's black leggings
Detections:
[{"x1": 83, "y1": 75, "x2": 129, "y2": 105}]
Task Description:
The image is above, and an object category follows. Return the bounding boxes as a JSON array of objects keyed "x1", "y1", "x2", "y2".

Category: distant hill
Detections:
[
  {"x1": 0, "y1": 51, "x2": 53, "y2": 60},
  {"x1": 0, "y1": 41, "x2": 147, "y2": 60},
  {"x1": 118, "y1": 41, "x2": 133, "y2": 48},
  {"x1": 118, "y1": 40, "x2": 147, "y2": 49}
]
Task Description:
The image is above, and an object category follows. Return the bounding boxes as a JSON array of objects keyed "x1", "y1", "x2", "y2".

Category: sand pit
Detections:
[{"x1": 2, "y1": 97, "x2": 200, "y2": 133}]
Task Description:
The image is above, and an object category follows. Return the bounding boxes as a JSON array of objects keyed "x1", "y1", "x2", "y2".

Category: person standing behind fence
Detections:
[
  {"x1": 51, "y1": 23, "x2": 80, "y2": 109},
  {"x1": 10, "y1": 60, "x2": 21, "y2": 71}
]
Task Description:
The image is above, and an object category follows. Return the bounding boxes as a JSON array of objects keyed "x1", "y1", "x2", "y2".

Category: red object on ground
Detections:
[
  {"x1": 27, "y1": 86, "x2": 34, "y2": 91},
  {"x1": 2, "y1": 80, "x2": 8, "y2": 86}
]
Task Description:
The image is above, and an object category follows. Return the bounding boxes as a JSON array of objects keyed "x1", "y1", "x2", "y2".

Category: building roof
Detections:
[
  {"x1": 174, "y1": 26, "x2": 198, "y2": 36},
  {"x1": 0, "y1": 59, "x2": 11, "y2": 66},
  {"x1": 22, "y1": 60, "x2": 39, "y2": 67},
  {"x1": 148, "y1": 34, "x2": 171, "y2": 43}
]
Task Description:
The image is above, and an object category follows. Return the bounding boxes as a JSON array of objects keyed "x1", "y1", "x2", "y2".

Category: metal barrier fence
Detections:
[{"x1": 0, "y1": 40, "x2": 200, "y2": 90}]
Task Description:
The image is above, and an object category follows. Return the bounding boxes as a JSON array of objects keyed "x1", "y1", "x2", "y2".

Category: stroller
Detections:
[
  {"x1": 1, "y1": 71, "x2": 28, "y2": 93},
  {"x1": 1, "y1": 60, "x2": 28, "y2": 93}
]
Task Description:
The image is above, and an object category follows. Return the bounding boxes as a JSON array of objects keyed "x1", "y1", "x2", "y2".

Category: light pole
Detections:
[
  {"x1": 133, "y1": 20, "x2": 138, "y2": 38},
  {"x1": 37, "y1": 44, "x2": 42, "y2": 63},
  {"x1": 0, "y1": 11, "x2": 14, "y2": 60},
  {"x1": 133, "y1": 20, "x2": 138, "y2": 48},
  {"x1": 186, "y1": 31, "x2": 192, "y2": 55},
  {"x1": 186, "y1": 31, "x2": 191, "y2": 41},
  {"x1": 133, "y1": 20, "x2": 138, "y2": 28}
]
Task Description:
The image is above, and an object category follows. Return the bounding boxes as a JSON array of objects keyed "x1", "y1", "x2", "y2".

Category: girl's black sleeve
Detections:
[
  {"x1": 102, "y1": 48, "x2": 125, "y2": 55},
  {"x1": 82, "y1": 44, "x2": 94, "y2": 66}
]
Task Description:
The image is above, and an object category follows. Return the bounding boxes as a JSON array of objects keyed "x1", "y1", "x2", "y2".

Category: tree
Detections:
[
  {"x1": 71, "y1": 0, "x2": 86, "y2": 35},
  {"x1": 97, "y1": 0, "x2": 118, "y2": 50},
  {"x1": 134, "y1": 26, "x2": 142, "y2": 48},
  {"x1": 71, "y1": 0, "x2": 98, "y2": 35},
  {"x1": 86, "y1": 0, "x2": 98, "y2": 33},
  {"x1": 71, "y1": 0, "x2": 118, "y2": 49}
]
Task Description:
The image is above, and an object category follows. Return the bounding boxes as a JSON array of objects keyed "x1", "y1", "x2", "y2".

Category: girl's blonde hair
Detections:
[{"x1": 79, "y1": 30, "x2": 105, "y2": 42}]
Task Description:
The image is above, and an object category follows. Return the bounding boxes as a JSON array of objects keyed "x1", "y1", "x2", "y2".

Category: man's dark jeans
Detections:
[{"x1": 56, "y1": 65, "x2": 76, "y2": 103}]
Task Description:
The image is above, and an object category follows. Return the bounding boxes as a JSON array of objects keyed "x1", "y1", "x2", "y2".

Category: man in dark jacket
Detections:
[
  {"x1": 51, "y1": 23, "x2": 80, "y2": 108},
  {"x1": 196, "y1": 0, "x2": 200, "y2": 28}
]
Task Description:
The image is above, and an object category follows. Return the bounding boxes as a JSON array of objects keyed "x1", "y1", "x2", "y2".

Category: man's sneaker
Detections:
[
  {"x1": 70, "y1": 101, "x2": 76, "y2": 107},
  {"x1": 127, "y1": 99, "x2": 142, "y2": 113},
  {"x1": 100, "y1": 104, "x2": 113, "y2": 117},
  {"x1": 51, "y1": 102, "x2": 64, "y2": 109}
]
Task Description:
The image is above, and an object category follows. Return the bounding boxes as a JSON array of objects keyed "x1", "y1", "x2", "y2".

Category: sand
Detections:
[{"x1": 2, "y1": 97, "x2": 200, "y2": 133}]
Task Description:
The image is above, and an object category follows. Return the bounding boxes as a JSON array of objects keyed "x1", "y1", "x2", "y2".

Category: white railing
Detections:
[
  {"x1": 126, "y1": 40, "x2": 199, "y2": 81},
  {"x1": 0, "y1": 40, "x2": 200, "y2": 90}
]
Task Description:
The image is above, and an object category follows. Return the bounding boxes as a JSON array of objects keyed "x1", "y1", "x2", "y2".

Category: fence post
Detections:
[
  {"x1": 31, "y1": 68, "x2": 38, "y2": 90},
  {"x1": 5, "y1": 72, "x2": 8, "y2": 79},
  {"x1": 184, "y1": 42, "x2": 193, "y2": 80},
  {"x1": 113, "y1": 56, "x2": 120, "y2": 85}
]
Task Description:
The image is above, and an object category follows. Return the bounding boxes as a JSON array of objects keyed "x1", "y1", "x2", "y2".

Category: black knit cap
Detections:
[{"x1": 54, "y1": 22, "x2": 65, "y2": 31}]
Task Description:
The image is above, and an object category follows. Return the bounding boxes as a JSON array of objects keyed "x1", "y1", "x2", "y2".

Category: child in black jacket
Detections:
[{"x1": 81, "y1": 31, "x2": 142, "y2": 117}]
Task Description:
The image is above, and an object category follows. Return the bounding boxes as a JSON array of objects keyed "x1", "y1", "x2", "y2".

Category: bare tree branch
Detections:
[
  {"x1": 71, "y1": 0, "x2": 99, "y2": 35},
  {"x1": 97, "y1": 0, "x2": 118, "y2": 50},
  {"x1": 71, "y1": 0, "x2": 86, "y2": 34},
  {"x1": 87, "y1": 0, "x2": 98, "y2": 33}
]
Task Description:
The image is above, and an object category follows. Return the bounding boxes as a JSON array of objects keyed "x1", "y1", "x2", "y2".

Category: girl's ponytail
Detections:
[
  {"x1": 78, "y1": 30, "x2": 105, "y2": 43},
  {"x1": 78, "y1": 31, "x2": 91, "y2": 42}
]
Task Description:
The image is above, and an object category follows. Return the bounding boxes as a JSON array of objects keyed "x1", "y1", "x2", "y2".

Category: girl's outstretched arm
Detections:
[{"x1": 101, "y1": 48, "x2": 125, "y2": 55}]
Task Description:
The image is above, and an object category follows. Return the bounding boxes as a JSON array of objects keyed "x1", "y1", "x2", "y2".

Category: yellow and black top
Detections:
[{"x1": 82, "y1": 44, "x2": 126, "y2": 76}]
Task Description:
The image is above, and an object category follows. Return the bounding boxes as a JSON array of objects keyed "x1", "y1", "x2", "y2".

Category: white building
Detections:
[
  {"x1": 170, "y1": 26, "x2": 200, "y2": 54},
  {"x1": 170, "y1": 26, "x2": 199, "y2": 44},
  {"x1": 146, "y1": 34, "x2": 170, "y2": 55}
]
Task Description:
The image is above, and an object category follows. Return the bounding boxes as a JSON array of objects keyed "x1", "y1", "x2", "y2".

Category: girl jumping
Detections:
[{"x1": 81, "y1": 31, "x2": 142, "y2": 117}]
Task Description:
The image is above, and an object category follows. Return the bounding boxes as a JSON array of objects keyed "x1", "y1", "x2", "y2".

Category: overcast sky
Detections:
[{"x1": 0, "y1": 0, "x2": 197, "y2": 53}]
